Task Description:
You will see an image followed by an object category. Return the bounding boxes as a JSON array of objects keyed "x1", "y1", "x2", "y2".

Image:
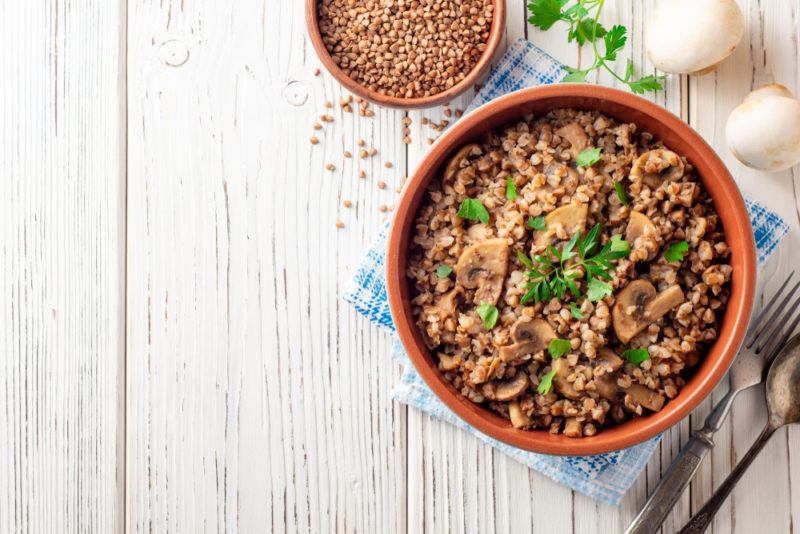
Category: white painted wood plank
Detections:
[
  {"x1": 0, "y1": 1, "x2": 126, "y2": 532},
  {"x1": 126, "y1": 1, "x2": 406, "y2": 532}
]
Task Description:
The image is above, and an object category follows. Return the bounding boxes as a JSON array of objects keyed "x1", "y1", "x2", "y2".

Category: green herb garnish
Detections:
[
  {"x1": 537, "y1": 368, "x2": 557, "y2": 395},
  {"x1": 576, "y1": 147, "x2": 602, "y2": 167},
  {"x1": 614, "y1": 181, "x2": 628, "y2": 206},
  {"x1": 506, "y1": 176, "x2": 518, "y2": 200},
  {"x1": 570, "y1": 302, "x2": 584, "y2": 319},
  {"x1": 476, "y1": 302, "x2": 499, "y2": 330},
  {"x1": 527, "y1": 0, "x2": 666, "y2": 94},
  {"x1": 527, "y1": 216, "x2": 547, "y2": 231},
  {"x1": 622, "y1": 347, "x2": 650, "y2": 366},
  {"x1": 516, "y1": 250, "x2": 534, "y2": 269},
  {"x1": 520, "y1": 224, "x2": 630, "y2": 305},
  {"x1": 436, "y1": 264, "x2": 453, "y2": 278},
  {"x1": 664, "y1": 240, "x2": 689, "y2": 263},
  {"x1": 457, "y1": 198, "x2": 490, "y2": 224},
  {"x1": 586, "y1": 278, "x2": 613, "y2": 302},
  {"x1": 548, "y1": 338, "x2": 572, "y2": 359}
]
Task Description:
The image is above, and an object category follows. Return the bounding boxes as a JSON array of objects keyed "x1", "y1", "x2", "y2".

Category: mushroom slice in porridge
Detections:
[{"x1": 455, "y1": 238, "x2": 509, "y2": 305}]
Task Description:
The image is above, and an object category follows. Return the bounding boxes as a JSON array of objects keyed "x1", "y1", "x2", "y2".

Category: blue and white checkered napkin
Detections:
[{"x1": 344, "y1": 39, "x2": 789, "y2": 506}]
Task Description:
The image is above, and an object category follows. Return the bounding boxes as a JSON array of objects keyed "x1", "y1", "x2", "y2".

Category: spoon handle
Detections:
[{"x1": 678, "y1": 423, "x2": 777, "y2": 534}]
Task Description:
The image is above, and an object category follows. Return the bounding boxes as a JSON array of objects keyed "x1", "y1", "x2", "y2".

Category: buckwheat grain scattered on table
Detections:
[{"x1": 317, "y1": 0, "x2": 494, "y2": 99}]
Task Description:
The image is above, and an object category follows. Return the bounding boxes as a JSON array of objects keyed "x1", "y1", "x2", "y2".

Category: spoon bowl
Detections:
[{"x1": 766, "y1": 333, "x2": 800, "y2": 426}]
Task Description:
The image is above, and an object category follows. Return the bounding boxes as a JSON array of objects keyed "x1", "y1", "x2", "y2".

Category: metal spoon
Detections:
[{"x1": 679, "y1": 333, "x2": 800, "y2": 534}]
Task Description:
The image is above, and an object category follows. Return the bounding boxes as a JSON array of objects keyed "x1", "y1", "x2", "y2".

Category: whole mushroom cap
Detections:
[
  {"x1": 645, "y1": 0, "x2": 744, "y2": 75},
  {"x1": 726, "y1": 84, "x2": 800, "y2": 172}
]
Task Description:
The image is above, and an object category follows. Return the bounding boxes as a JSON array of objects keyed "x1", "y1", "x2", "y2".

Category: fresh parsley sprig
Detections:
[
  {"x1": 518, "y1": 224, "x2": 630, "y2": 305},
  {"x1": 527, "y1": 0, "x2": 666, "y2": 94}
]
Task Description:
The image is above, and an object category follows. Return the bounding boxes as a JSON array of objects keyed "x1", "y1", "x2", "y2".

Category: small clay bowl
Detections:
[
  {"x1": 305, "y1": 0, "x2": 506, "y2": 109},
  {"x1": 386, "y1": 85, "x2": 757, "y2": 455}
]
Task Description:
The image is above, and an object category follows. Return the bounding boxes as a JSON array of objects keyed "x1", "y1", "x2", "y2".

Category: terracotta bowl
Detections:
[
  {"x1": 305, "y1": 0, "x2": 506, "y2": 109},
  {"x1": 386, "y1": 84, "x2": 757, "y2": 455}
]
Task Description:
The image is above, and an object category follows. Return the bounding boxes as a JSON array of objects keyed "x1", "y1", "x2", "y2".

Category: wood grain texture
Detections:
[
  {"x1": 125, "y1": 0, "x2": 406, "y2": 532},
  {"x1": 0, "y1": 1, "x2": 126, "y2": 532}
]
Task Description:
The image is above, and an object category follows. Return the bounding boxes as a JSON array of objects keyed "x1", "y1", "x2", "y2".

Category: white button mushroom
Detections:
[
  {"x1": 725, "y1": 84, "x2": 800, "y2": 172},
  {"x1": 645, "y1": 0, "x2": 744, "y2": 75}
]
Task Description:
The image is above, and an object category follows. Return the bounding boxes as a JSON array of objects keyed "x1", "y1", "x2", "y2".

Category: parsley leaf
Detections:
[
  {"x1": 435, "y1": 264, "x2": 453, "y2": 278},
  {"x1": 528, "y1": 2, "x2": 667, "y2": 94},
  {"x1": 527, "y1": 0, "x2": 569, "y2": 30},
  {"x1": 664, "y1": 240, "x2": 689, "y2": 263},
  {"x1": 476, "y1": 302, "x2": 499, "y2": 330},
  {"x1": 570, "y1": 18, "x2": 606, "y2": 45},
  {"x1": 614, "y1": 181, "x2": 628, "y2": 206},
  {"x1": 537, "y1": 368, "x2": 557, "y2": 395},
  {"x1": 609, "y1": 233, "x2": 631, "y2": 255},
  {"x1": 622, "y1": 347, "x2": 650, "y2": 366},
  {"x1": 576, "y1": 147, "x2": 602, "y2": 167},
  {"x1": 457, "y1": 198, "x2": 490, "y2": 224},
  {"x1": 516, "y1": 250, "x2": 534, "y2": 269},
  {"x1": 562, "y1": 69, "x2": 588, "y2": 83},
  {"x1": 586, "y1": 278, "x2": 613, "y2": 302},
  {"x1": 548, "y1": 338, "x2": 572, "y2": 359},
  {"x1": 506, "y1": 176, "x2": 518, "y2": 200},
  {"x1": 527, "y1": 216, "x2": 547, "y2": 231},
  {"x1": 628, "y1": 75, "x2": 666, "y2": 95},
  {"x1": 570, "y1": 302, "x2": 584, "y2": 319},
  {"x1": 603, "y1": 25, "x2": 627, "y2": 61}
]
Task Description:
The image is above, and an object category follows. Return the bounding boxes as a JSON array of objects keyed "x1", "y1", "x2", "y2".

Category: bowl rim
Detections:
[
  {"x1": 304, "y1": 0, "x2": 506, "y2": 110},
  {"x1": 386, "y1": 84, "x2": 757, "y2": 455}
]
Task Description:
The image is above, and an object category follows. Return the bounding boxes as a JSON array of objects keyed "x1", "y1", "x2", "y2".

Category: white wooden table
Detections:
[{"x1": 1, "y1": 1, "x2": 798, "y2": 532}]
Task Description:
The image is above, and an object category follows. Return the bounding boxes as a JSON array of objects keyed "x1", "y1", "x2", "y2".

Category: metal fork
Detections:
[{"x1": 625, "y1": 272, "x2": 800, "y2": 534}]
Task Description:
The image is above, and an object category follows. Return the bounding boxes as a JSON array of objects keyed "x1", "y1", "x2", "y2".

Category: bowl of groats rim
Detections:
[
  {"x1": 305, "y1": 0, "x2": 505, "y2": 109},
  {"x1": 386, "y1": 84, "x2": 757, "y2": 455}
]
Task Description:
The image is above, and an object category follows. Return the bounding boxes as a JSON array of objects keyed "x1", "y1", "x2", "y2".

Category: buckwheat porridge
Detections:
[{"x1": 406, "y1": 109, "x2": 732, "y2": 438}]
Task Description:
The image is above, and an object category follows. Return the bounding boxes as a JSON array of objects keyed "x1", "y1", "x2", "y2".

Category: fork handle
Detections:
[
  {"x1": 624, "y1": 432, "x2": 712, "y2": 534},
  {"x1": 679, "y1": 423, "x2": 777, "y2": 534},
  {"x1": 625, "y1": 388, "x2": 739, "y2": 534}
]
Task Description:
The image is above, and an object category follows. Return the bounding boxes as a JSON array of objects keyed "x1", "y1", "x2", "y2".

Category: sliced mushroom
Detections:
[
  {"x1": 593, "y1": 348, "x2": 624, "y2": 400},
  {"x1": 630, "y1": 149, "x2": 685, "y2": 189},
  {"x1": 626, "y1": 211, "x2": 657, "y2": 246},
  {"x1": 552, "y1": 358, "x2": 582, "y2": 400},
  {"x1": 499, "y1": 318, "x2": 556, "y2": 362},
  {"x1": 556, "y1": 122, "x2": 590, "y2": 159},
  {"x1": 508, "y1": 401, "x2": 532, "y2": 429},
  {"x1": 455, "y1": 239, "x2": 509, "y2": 305},
  {"x1": 443, "y1": 143, "x2": 482, "y2": 183},
  {"x1": 534, "y1": 203, "x2": 589, "y2": 247},
  {"x1": 596, "y1": 347, "x2": 624, "y2": 371},
  {"x1": 482, "y1": 371, "x2": 529, "y2": 401},
  {"x1": 437, "y1": 352, "x2": 461, "y2": 371},
  {"x1": 427, "y1": 286, "x2": 463, "y2": 321},
  {"x1": 624, "y1": 383, "x2": 666, "y2": 412},
  {"x1": 612, "y1": 280, "x2": 686, "y2": 343}
]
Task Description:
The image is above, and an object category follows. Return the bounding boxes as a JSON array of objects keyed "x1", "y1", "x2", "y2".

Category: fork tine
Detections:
[
  {"x1": 748, "y1": 275, "x2": 800, "y2": 349},
  {"x1": 745, "y1": 271, "x2": 794, "y2": 344},
  {"x1": 761, "y1": 295, "x2": 800, "y2": 361}
]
